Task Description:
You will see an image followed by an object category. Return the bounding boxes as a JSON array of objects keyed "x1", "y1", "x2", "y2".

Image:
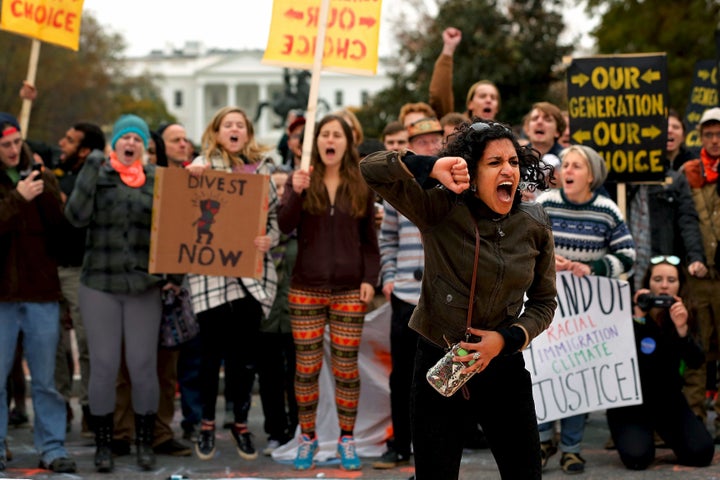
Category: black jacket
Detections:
[{"x1": 626, "y1": 170, "x2": 705, "y2": 265}]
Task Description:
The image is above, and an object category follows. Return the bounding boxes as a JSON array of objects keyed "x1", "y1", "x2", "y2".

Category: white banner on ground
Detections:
[{"x1": 523, "y1": 271, "x2": 642, "y2": 423}]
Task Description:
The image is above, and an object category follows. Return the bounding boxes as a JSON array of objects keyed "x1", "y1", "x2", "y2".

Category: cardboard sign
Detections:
[
  {"x1": 1, "y1": 0, "x2": 84, "y2": 51},
  {"x1": 684, "y1": 59, "x2": 718, "y2": 156},
  {"x1": 263, "y1": 0, "x2": 382, "y2": 75},
  {"x1": 523, "y1": 272, "x2": 642, "y2": 423},
  {"x1": 149, "y1": 167, "x2": 270, "y2": 279},
  {"x1": 567, "y1": 54, "x2": 668, "y2": 183}
]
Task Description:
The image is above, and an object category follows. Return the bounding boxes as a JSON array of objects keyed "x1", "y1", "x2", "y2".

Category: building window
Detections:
[
  {"x1": 361, "y1": 90, "x2": 369, "y2": 106},
  {"x1": 335, "y1": 90, "x2": 343, "y2": 106},
  {"x1": 174, "y1": 90, "x2": 183, "y2": 107}
]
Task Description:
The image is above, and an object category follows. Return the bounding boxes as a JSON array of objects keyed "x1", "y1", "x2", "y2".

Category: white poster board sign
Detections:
[{"x1": 523, "y1": 271, "x2": 642, "y2": 423}]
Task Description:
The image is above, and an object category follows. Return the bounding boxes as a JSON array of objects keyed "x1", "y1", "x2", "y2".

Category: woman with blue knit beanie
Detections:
[
  {"x1": 65, "y1": 114, "x2": 182, "y2": 472},
  {"x1": 535, "y1": 145, "x2": 636, "y2": 474}
]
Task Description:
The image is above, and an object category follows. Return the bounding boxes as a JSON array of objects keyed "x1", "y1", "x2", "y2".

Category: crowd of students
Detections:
[{"x1": 2, "y1": 24, "x2": 720, "y2": 480}]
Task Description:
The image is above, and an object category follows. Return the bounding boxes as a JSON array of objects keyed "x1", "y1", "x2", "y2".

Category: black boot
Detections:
[
  {"x1": 92, "y1": 413, "x2": 114, "y2": 473},
  {"x1": 135, "y1": 413, "x2": 156, "y2": 470}
]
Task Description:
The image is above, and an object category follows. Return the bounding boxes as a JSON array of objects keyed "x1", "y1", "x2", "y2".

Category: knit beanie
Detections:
[
  {"x1": 111, "y1": 114, "x2": 150, "y2": 149},
  {"x1": 0, "y1": 112, "x2": 21, "y2": 138},
  {"x1": 577, "y1": 145, "x2": 607, "y2": 192}
]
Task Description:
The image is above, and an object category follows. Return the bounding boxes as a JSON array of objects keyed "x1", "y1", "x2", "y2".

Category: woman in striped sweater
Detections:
[{"x1": 535, "y1": 145, "x2": 636, "y2": 474}]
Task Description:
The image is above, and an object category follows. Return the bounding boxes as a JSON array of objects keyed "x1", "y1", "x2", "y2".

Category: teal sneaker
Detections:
[
  {"x1": 337, "y1": 435, "x2": 361, "y2": 470},
  {"x1": 293, "y1": 434, "x2": 318, "y2": 470}
]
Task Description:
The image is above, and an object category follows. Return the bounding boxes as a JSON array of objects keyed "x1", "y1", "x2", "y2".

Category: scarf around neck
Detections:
[{"x1": 110, "y1": 152, "x2": 146, "y2": 187}]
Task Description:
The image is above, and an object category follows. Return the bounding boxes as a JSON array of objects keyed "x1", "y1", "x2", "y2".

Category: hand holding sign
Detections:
[{"x1": 292, "y1": 168, "x2": 311, "y2": 193}]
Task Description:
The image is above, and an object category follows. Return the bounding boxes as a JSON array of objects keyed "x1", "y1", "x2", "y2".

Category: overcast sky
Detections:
[
  {"x1": 84, "y1": 1, "x2": 400, "y2": 57},
  {"x1": 83, "y1": 1, "x2": 595, "y2": 58}
]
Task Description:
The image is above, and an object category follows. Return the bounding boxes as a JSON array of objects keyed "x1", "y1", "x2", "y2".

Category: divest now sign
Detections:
[{"x1": 149, "y1": 167, "x2": 270, "y2": 279}]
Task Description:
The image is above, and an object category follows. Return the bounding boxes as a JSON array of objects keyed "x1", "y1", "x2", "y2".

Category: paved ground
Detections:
[{"x1": 4, "y1": 396, "x2": 720, "y2": 479}]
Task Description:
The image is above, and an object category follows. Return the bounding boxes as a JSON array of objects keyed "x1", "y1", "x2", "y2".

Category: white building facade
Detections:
[{"x1": 124, "y1": 43, "x2": 392, "y2": 147}]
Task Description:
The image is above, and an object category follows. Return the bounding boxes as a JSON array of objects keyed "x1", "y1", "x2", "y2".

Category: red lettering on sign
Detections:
[
  {"x1": 279, "y1": 33, "x2": 368, "y2": 62},
  {"x1": 284, "y1": 8, "x2": 303, "y2": 20},
  {"x1": 304, "y1": 6, "x2": 373, "y2": 31},
  {"x1": 9, "y1": 0, "x2": 77, "y2": 32},
  {"x1": 359, "y1": 16, "x2": 376, "y2": 28}
]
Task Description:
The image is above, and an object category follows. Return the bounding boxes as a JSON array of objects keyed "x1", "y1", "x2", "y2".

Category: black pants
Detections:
[
  {"x1": 607, "y1": 392, "x2": 714, "y2": 470},
  {"x1": 389, "y1": 294, "x2": 419, "y2": 455},
  {"x1": 197, "y1": 297, "x2": 261, "y2": 424},
  {"x1": 411, "y1": 338, "x2": 541, "y2": 480},
  {"x1": 256, "y1": 330, "x2": 297, "y2": 441}
]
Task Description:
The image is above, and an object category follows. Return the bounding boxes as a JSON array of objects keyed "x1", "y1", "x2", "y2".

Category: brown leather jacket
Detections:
[{"x1": 361, "y1": 150, "x2": 557, "y2": 350}]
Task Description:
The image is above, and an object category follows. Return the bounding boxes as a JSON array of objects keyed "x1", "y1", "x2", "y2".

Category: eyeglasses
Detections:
[
  {"x1": 650, "y1": 255, "x2": 680, "y2": 266},
  {"x1": 702, "y1": 131, "x2": 720, "y2": 140}
]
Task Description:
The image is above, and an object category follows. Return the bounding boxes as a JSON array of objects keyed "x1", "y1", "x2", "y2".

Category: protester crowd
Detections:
[{"x1": 2, "y1": 25, "x2": 720, "y2": 480}]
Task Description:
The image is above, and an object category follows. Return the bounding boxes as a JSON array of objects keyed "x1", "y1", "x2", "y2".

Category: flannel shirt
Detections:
[
  {"x1": 65, "y1": 151, "x2": 165, "y2": 294},
  {"x1": 186, "y1": 154, "x2": 279, "y2": 317}
]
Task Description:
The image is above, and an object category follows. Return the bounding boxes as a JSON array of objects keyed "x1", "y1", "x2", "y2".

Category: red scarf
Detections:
[
  {"x1": 110, "y1": 152, "x2": 146, "y2": 187},
  {"x1": 701, "y1": 148, "x2": 720, "y2": 185}
]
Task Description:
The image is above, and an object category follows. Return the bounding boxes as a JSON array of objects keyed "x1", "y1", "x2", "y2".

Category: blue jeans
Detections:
[
  {"x1": 0, "y1": 302, "x2": 69, "y2": 464},
  {"x1": 538, "y1": 414, "x2": 586, "y2": 453}
]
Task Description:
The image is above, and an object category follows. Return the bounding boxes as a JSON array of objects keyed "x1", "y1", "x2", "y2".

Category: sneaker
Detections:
[
  {"x1": 294, "y1": 434, "x2": 318, "y2": 470},
  {"x1": 372, "y1": 449, "x2": 410, "y2": 469},
  {"x1": 153, "y1": 438, "x2": 192, "y2": 457},
  {"x1": 263, "y1": 439, "x2": 282, "y2": 456},
  {"x1": 195, "y1": 428, "x2": 216, "y2": 460},
  {"x1": 39, "y1": 456, "x2": 77, "y2": 473},
  {"x1": 337, "y1": 435, "x2": 361, "y2": 471},
  {"x1": 0, "y1": 453, "x2": 6, "y2": 471},
  {"x1": 230, "y1": 427, "x2": 258, "y2": 460}
]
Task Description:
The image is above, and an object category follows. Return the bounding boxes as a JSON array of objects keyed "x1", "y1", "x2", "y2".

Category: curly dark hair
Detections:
[{"x1": 439, "y1": 119, "x2": 552, "y2": 205}]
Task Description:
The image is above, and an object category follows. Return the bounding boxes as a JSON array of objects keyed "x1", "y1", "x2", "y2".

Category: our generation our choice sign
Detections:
[
  {"x1": 567, "y1": 53, "x2": 668, "y2": 183},
  {"x1": 523, "y1": 271, "x2": 642, "y2": 424}
]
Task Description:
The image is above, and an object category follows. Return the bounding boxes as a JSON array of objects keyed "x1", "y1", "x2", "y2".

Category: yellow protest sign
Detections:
[
  {"x1": 567, "y1": 54, "x2": 668, "y2": 183},
  {"x1": 1, "y1": 0, "x2": 84, "y2": 51},
  {"x1": 684, "y1": 59, "x2": 718, "y2": 154},
  {"x1": 263, "y1": 0, "x2": 382, "y2": 75}
]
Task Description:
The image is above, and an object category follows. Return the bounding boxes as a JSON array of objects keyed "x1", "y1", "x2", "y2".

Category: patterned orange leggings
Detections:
[{"x1": 289, "y1": 287, "x2": 367, "y2": 435}]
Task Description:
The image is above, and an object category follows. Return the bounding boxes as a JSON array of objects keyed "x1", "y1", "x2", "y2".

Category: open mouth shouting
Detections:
[
  {"x1": 122, "y1": 148, "x2": 137, "y2": 162},
  {"x1": 497, "y1": 181, "x2": 514, "y2": 203}
]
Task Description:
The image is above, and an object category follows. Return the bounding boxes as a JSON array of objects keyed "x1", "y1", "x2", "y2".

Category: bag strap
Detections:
[{"x1": 465, "y1": 225, "x2": 480, "y2": 340}]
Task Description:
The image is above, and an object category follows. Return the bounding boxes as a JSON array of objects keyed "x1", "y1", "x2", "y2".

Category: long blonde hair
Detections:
[{"x1": 201, "y1": 106, "x2": 269, "y2": 166}]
